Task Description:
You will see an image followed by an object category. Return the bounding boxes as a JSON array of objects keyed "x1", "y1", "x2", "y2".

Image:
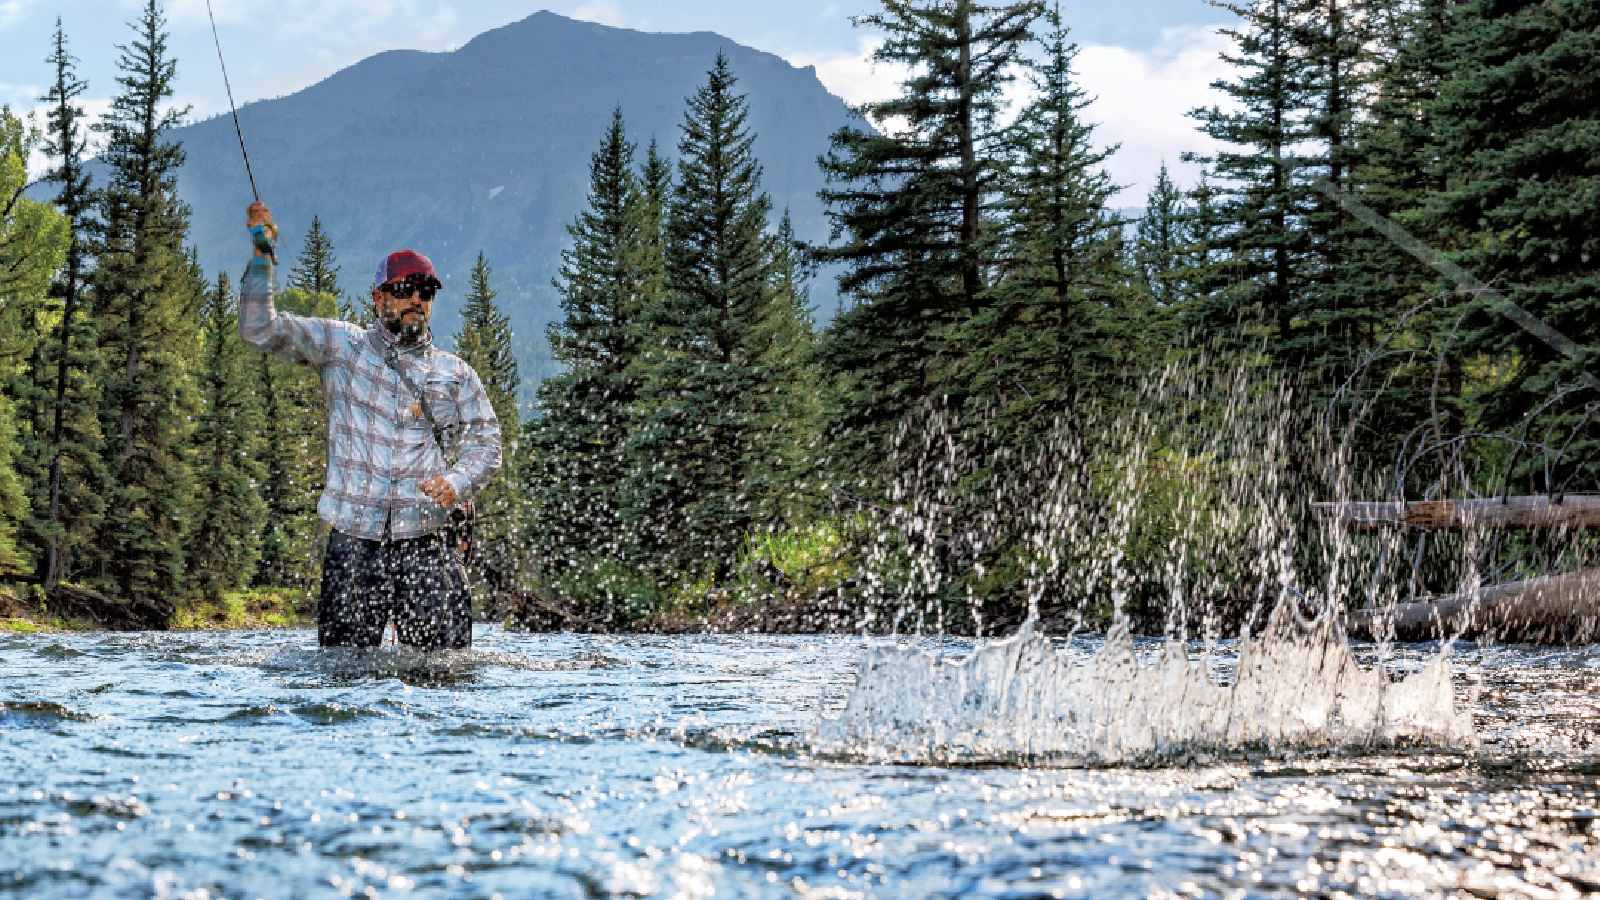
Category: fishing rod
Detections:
[{"x1": 205, "y1": 0, "x2": 276, "y2": 263}]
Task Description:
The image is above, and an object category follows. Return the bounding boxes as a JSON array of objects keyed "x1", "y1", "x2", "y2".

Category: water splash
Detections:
[
  {"x1": 813, "y1": 357, "x2": 1493, "y2": 765},
  {"x1": 814, "y1": 614, "x2": 1476, "y2": 766}
]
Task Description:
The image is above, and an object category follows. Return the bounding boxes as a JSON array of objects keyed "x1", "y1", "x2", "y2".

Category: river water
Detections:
[{"x1": 3, "y1": 627, "x2": 1599, "y2": 898}]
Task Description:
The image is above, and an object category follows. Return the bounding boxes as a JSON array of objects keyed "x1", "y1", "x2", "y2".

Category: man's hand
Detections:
[
  {"x1": 246, "y1": 201, "x2": 278, "y2": 259},
  {"x1": 420, "y1": 475, "x2": 457, "y2": 510}
]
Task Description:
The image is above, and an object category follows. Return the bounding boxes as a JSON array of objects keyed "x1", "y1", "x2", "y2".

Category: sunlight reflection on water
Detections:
[{"x1": 2, "y1": 626, "x2": 1598, "y2": 898}]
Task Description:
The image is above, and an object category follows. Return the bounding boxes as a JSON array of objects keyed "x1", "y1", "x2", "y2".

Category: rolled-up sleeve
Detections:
[
  {"x1": 238, "y1": 256, "x2": 342, "y2": 367},
  {"x1": 443, "y1": 364, "x2": 503, "y2": 503}
]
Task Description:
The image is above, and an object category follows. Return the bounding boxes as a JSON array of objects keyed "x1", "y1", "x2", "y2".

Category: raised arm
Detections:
[{"x1": 237, "y1": 202, "x2": 347, "y2": 367}]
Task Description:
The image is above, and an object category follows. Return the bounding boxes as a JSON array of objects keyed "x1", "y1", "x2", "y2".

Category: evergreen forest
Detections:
[{"x1": 1, "y1": 0, "x2": 1595, "y2": 636}]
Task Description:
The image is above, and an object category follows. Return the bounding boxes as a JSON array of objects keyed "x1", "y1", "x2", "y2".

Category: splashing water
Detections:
[
  {"x1": 814, "y1": 616, "x2": 1475, "y2": 766},
  {"x1": 819, "y1": 359, "x2": 1486, "y2": 765}
]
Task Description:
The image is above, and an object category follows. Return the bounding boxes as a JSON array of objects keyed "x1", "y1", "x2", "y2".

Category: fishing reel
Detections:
[{"x1": 249, "y1": 222, "x2": 278, "y2": 264}]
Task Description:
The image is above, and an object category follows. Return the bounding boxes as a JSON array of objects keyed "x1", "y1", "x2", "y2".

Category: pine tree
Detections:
[
  {"x1": 1185, "y1": 0, "x2": 1318, "y2": 358},
  {"x1": 1427, "y1": 0, "x2": 1600, "y2": 489},
  {"x1": 1339, "y1": 0, "x2": 1458, "y2": 477},
  {"x1": 747, "y1": 211, "x2": 822, "y2": 526},
  {"x1": 88, "y1": 0, "x2": 201, "y2": 614},
  {"x1": 623, "y1": 139, "x2": 672, "y2": 347},
  {"x1": 456, "y1": 253, "x2": 520, "y2": 435},
  {"x1": 28, "y1": 21, "x2": 108, "y2": 590},
  {"x1": 0, "y1": 106, "x2": 72, "y2": 580},
  {"x1": 1286, "y1": 0, "x2": 1382, "y2": 400},
  {"x1": 1173, "y1": 175, "x2": 1240, "y2": 331},
  {"x1": 620, "y1": 53, "x2": 782, "y2": 584},
  {"x1": 953, "y1": 4, "x2": 1128, "y2": 439},
  {"x1": 290, "y1": 214, "x2": 353, "y2": 321},
  {"x1": 1134, "y1": 163, "x2": 1189, "y2": 310},
  {"x1": 521, "y1": 109, "x2": 645, "y2": 597},
  {"x1": 188, "y1": 272, "x2": 268, "y2": 598},
  {"x1": 452, "y1": 252, "x2": 520, "y2": 597},
  {"x1": 814, "y1": 0, "x2": 1044, "y2": 485}
]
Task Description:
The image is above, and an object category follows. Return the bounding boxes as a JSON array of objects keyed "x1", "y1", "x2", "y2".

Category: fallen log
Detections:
[
  {"x1": 1313, "y1": 494, "x2": 1600, "y2": 531},
  {"x1": 1347, "y1": 567, "x2": 1600, "y2": 644},
  {"x1": 1305, "y1": 493, "x2": 1600, "y2": 528}
]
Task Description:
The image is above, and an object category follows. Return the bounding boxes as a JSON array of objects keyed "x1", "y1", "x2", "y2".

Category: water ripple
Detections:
[{"x1": 1, "y1": 628, "x2": 1597, "y2": 897}]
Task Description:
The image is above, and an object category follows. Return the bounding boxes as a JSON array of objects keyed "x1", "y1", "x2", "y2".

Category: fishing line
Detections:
[
  {"x1": 205, "y1": 0, "x2": 261, "y2": 202},
  {"x1": 206, "y1": 0, "x2": 275, "y2": 265}
]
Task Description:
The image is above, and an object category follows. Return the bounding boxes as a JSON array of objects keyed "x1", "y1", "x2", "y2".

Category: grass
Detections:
[{"x1": 173, "y1": 587, "x2": 311, "y2": 630}]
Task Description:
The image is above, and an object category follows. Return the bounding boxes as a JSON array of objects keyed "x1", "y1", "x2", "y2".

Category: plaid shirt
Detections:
[{"x1": 240, "y1": 256, "x2": 502, "y2": 540}]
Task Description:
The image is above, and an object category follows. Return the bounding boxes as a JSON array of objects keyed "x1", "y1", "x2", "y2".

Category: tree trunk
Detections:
[
  {"x1": 1347, "y1": 568, "x2": 1600, "y2": 644},
  {"x1": 1314, "y1": 495, "x2": 1600, "y2": 530}
]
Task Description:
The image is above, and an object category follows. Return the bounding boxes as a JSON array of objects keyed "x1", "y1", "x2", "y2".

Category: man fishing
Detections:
[{"x1": 239, "y1": 202, "x2": 502, "y2": 650}]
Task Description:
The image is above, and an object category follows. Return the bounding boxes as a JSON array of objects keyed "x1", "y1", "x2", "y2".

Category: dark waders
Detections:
[{"x1": 317, "y1": 528, "x2": 472, "y2": 650}]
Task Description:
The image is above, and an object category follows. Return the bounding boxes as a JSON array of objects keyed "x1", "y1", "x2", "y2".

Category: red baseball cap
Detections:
[{"x1": 373, "y1": 250, "x2": 441, "y2": 289}]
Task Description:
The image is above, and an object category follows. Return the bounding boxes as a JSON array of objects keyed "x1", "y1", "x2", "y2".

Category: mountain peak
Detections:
[{"x1": 149, "y1": 13, "x2": 859, "y2": 391}]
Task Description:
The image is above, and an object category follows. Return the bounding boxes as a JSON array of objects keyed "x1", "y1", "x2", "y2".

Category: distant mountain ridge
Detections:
[{"x1": 146, "y1": 11, "x2": 863, "y2": 388}]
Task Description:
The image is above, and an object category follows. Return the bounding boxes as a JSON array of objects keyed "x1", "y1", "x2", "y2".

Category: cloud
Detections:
[
  {"x1": 0, "y1": 0, "x2": 29, "y2": 30},
  {"x1": 151, "y1": 0, "x2": 404, "y2": 25},
  {"x1": 569, "y1": 1, "x2": 627, "y2": 28},
  {"x1": 786, "y1": 23, "x2": 1233, "y2": 205},
  {"x1": 15, "y1": 96, "x2": 114, "y2": 180},
  {"x1": 1074, "y1": 24, "x2": 1234, "y2": 203},
  {"x1": 790, "y1": 37, "x2": 907, "y2": 110},
  {"x1": 0, "y1": 81, "x2": 44, "y2": 108}
]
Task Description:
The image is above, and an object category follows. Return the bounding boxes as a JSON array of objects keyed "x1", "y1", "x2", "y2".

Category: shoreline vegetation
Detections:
[{"x1": 4, "y1": 2, "x2": 1597, "y2": 645}]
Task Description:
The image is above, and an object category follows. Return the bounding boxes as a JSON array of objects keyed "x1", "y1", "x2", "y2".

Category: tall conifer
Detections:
[
  {"x1": 31, "y1": 20, "x2": 107, "y2": 589},
  {"x1": 1428, "y1": 0, "x2": 1600, "y2": 488},
  {"x1": 456, "y1": 253, "x2": 520, "y2": 434},
  {"x1": 748, "y1": 211, "x2": 821, "y2": 525},
  {"x1": 985, "y1": 3, "x2": 1128, "y2": 415},
  {"x1": 453, "y1": 252, "x2": 520, "y2": 596},
  {"x1": 621, "y1": 53, "x2": 780, "y2": 583},
  {"x1": 1185, "y1": 0, "x2": 1316, "y2": 357},
  {"x1": 1287, "y1": 0, "x2": 1381, "y2": 399},
  {"x1": 189, "y1": 272, "x2": 267, "y2": 597},
  {"x1": 1134, "y1": 163, "x2": 1189, "y2": 310},
  {"x1": 90, "y1": 0, "x2": 201, "y2": 612},
  {"x1": 290, "y1": 215, "x2": 354, "y2": 322},
  {"x1": 1338, "y1": 0, "x2": 1457, "y2": 474},
  {"x1": 521, "y1": 109, "x2": 645, "y2": 596},
  {"x1": 815, "y1": 0, "x2": 1044, "y2": 483}
]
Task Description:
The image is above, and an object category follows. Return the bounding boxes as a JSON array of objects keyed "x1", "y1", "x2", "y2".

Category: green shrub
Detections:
[{"x1": 738, "y1": 520, "x2": 852, "y2": 597}]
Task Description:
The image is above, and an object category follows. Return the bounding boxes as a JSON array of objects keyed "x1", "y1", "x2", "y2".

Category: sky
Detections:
[{"x1": 1, "y1": 1, "x2": 1237, "y2": 204}]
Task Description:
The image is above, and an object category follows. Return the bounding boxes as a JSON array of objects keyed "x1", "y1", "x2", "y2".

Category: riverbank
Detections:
[
  {"x1": 0, "y1": 581, "x2": 872, "y2": 636},
  {"x1": 0, "y1": 584, "x2": 311, "y2": 633}
]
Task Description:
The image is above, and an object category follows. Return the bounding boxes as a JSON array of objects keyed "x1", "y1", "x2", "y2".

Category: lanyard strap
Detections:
[{"x1": 383, "y1": 346, "x2": 448, "y2": 456}]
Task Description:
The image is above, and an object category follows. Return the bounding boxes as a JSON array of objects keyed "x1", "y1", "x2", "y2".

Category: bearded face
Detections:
[{"x1": 372, "y1": 276, "x2": 439, "y2": 345}]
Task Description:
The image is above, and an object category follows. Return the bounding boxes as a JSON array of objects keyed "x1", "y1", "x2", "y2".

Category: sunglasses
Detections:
[{"x1": 381, "y1": 278, "x2": 439, "y2": 302}]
